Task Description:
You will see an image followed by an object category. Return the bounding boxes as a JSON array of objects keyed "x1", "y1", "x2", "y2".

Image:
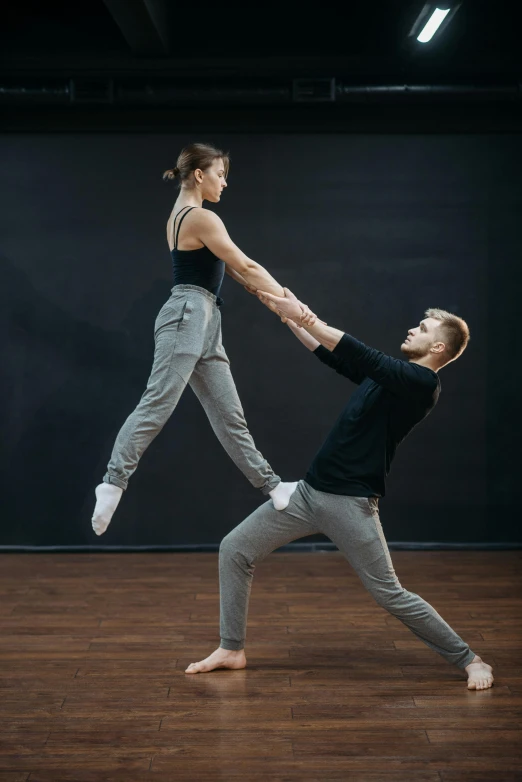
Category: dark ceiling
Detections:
[
  {"x1": 2, "y1": 0, "x2": 520, "y2": 76},
  {"x1": 1, "y1": 0, "x2": 521, "y2": 131}
]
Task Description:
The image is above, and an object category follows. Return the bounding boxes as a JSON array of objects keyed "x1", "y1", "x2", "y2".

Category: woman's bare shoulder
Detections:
[{"x1": 191, "y1": 208, "x2": 224, "y2": 228}]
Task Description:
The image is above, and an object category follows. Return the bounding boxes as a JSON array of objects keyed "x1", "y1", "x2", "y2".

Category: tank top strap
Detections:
[{"x1": 173, "y1": 206, "x2": 197, "y2": 249}]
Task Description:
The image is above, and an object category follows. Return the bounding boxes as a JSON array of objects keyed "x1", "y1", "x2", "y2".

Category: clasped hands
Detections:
[{"x1": 244, "y1": 284, "x2": 318, "y2": 328}]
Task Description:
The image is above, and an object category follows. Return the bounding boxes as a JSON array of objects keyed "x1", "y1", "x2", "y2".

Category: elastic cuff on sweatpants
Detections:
[
  {"x1": 458, "y1": 649, "x2": 477, "y2": 670},
  {"x1": 220, "y1": 638, "x2": 244, "y2": 651},
  {"x1": 261, "y1": 476, "x2": 281, "y2": 495},
  {"x1": 103, "y1": 474, "x2": 127, "y2": 491}
]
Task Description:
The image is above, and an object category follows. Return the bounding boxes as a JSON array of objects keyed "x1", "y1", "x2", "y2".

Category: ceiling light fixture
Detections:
[
  {"x1": 408, "y1": 3, "x2": 461, "y2": 45},
  {"x1": 417, "y1": 7, "x2": 451, "y2": 42}
]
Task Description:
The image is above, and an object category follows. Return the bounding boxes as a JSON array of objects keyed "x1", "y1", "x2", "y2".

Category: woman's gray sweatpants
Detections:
[
  {"x1": 219, "y1": 480, "x2": 475, "y2": 669},
  {"x1": 103, "y1": 285, "x2": 280, "y2": 494}
]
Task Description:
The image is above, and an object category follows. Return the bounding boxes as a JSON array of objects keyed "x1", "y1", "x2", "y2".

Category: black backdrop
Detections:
[{"x1": 1, "y1": 133, "x2": 520, "y2": 547}]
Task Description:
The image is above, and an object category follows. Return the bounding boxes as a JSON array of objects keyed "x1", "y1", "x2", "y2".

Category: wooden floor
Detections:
[{"x1": 0, "y1": 551, "x2": 521, "y2": 781}]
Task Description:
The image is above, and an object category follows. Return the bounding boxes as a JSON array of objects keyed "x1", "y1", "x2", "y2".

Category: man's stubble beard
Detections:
[{"x1": 401, "y1": 344, "x2": 430, "y2": 360}]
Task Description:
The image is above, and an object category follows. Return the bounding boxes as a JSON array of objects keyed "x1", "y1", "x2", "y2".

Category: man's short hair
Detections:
[{"x1": 425, "y1": 308, "x2": 470, "y2": 361}]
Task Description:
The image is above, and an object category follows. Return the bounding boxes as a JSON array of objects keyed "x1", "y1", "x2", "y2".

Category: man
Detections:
[{"x1": 186, "y1": 289, "x2": 493, "y2": 690}]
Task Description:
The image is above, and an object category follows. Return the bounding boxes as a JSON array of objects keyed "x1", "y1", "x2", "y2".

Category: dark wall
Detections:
[{"x1": 1, "y1": 133, "x2": 520, "y2": 546}]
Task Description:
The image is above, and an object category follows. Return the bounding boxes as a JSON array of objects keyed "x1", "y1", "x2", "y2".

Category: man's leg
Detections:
[
  {"x1": 188, "y1": 314, "x2": 296, "y2": 509},
  {"x1": 185, "y1": 481, "x2": 317, "y2": 673},
  {"x1": 315, "y1": 488, "x2": 493, "y2": 689}
]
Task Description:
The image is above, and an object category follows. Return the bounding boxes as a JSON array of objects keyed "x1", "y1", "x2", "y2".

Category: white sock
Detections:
[
  {"x1": 269, "y1": 481, "x2": 299, "y2": 511},
  {"x1": 92, "y1": 483, "x2": 123, "y2": 536}
]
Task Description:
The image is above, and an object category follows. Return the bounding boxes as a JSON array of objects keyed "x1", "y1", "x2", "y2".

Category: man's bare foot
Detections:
[
  {"x1": 465, "y1": 655, "x2": 494, "y2": 690},
  {"x1": 185, "y1": 647, "x2": 246, "y2": 674}
]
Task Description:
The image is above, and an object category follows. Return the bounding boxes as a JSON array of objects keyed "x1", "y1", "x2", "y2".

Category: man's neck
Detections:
[{"x1": 409, "y1": 355, "x2": 440, "y2": 373}]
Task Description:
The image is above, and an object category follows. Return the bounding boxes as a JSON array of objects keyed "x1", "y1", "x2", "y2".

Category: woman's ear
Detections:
[{"x1": 194, "y1": 168, "x2": 204, "y2": 184}]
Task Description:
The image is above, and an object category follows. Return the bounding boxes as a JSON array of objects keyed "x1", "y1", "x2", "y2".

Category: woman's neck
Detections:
[{"x1": 176, "y1": 187, "x2": 203, "y2": 209}]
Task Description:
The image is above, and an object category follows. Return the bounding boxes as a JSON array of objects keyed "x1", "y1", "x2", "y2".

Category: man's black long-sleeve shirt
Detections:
[{"x1": 305, "y1": 333, "x2": 441, "y2": 498}]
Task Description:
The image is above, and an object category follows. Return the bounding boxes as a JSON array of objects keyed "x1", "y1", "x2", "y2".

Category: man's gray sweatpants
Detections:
[
  {"x1": 104, "y1": 285, "x2": 280, "y2": 493},
  {"x1": 219, "y1": 480, "x2": 475, "y2": 669}
]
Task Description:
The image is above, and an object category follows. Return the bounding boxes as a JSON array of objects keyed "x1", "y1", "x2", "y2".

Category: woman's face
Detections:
[{"x1": 196, "y1": 158, "x2": 228, "y2": 202}]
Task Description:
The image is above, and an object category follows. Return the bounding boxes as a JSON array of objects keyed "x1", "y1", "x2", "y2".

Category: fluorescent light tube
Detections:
[{"x1": 417, "y1": 7, "x2": 451, "y2": 42}]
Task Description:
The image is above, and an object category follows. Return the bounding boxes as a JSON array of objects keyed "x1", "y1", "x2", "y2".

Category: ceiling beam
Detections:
[{"x1": 103, "y1": 0, "x2": 171, "y2": 56}]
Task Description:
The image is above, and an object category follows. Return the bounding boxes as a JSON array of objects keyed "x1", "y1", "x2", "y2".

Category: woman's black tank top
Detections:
[{"x1": 170, "y1": 206, "x2": 225, "y2": 301}]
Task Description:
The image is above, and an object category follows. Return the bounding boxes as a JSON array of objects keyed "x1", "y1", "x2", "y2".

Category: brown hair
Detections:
[
  {"x1": 425, "y1": 308, "x2": 470, "y2": 361},
  {"x1": 163, "y1": 143, "x2": 230, "y2": 186}
]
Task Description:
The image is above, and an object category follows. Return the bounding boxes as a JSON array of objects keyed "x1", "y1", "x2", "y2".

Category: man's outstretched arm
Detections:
[
  {"x1": 285, "y1": 319, "x2": 320, "y2": 351},
  {"x1": 258, "y1": 288, "x2": 437, "y2": 396},
  {"x1": 285, "y1": 320, "x2": 365, "y2": 384}
]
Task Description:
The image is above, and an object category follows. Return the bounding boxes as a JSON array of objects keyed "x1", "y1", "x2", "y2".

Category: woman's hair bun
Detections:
[{"x1": 162, "y1": 167, "x2": 179, "y2": 181}]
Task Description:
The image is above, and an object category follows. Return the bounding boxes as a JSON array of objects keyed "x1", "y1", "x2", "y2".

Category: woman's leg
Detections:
[
  {"x1": 92, "y1": 293, "x2": 205, "y2": 533},
  {"x1": 188, "y1": 312, "x2": 282, "y2": 497}
]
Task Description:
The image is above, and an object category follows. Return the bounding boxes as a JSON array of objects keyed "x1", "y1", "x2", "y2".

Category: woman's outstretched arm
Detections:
[
  {"x1": 225, "y1": 266, "x2": 252, "y2": 288},
  {"x1": 195, "y1": 209, "x2": 285, "y2": 297}
]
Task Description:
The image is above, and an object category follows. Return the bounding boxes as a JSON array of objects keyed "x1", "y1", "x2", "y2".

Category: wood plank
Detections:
[
  {"x1": 0, "y1": 733, "x2": 50, "y2": 750},
  {"x1": 0, "y1": 757, "x2": 151, "y2": 771},
  {"x1": 0, "y1": 686, "x2": 170, "y2": 699},
  {"x1": 0, "y1": 637, "x2": 90, "y2": 650},
  {"x1": 291, "y1": 707, "x2": 522, "y2": 729},
  {"x1": 43, "y1": 729, "x2": 293, "y2": 753},
  {"x1": 440, "y1": 773, "x2": 522, "y2": 781},
  {"x1": 291, "y1": 739, "x2": 520, "y2": 759},
  {"x1": 150, "y1": 756, "x2": 522, "y2": 773},
  {"x1": 0, "y1": 718, "x2": 161, "y2": 733},
  {"x1": 427, "y1": 729, "x2": 522, "y2": 743},
  {"x1": 25, "y1": 774, "x2": 440, "y2": 782},
  {"x1": 413, "y1": 691, "x2": 519, "y2": 707}
]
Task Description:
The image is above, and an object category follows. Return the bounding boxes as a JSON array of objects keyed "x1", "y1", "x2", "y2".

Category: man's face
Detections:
[{"x1": 401, "y1": 317, "x2": 443, "y2": 359}]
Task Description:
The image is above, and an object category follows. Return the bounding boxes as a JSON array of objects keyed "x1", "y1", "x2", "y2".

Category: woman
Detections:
[{"x1": 92, "y1": 143, "x2": 313, "y2": 534}]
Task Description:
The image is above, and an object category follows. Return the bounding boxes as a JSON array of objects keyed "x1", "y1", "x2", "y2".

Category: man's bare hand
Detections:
[
  {"x1": 257, "y1": 287, "x2": 317, "y2": 327},
  {"x1": 257, "y1": 288, "x2": 303, "y2": 324},
  {"x1": 254, "y1": 286, "x2": 292, "y2": 323},
  {"x1": 283, "y1": 288, "x2": 316, "y2": 325}
]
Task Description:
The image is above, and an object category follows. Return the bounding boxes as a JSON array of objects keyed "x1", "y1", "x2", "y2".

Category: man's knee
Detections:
[
  {"x1": 372, "y1": 583, "x2": 410, "y2": 613},
  {"x1": 219, "y1": 529, "x2": 246, "y2": 563},
  {"x1": 376, "y1": 587, "x2": 427, "y2": 623}
]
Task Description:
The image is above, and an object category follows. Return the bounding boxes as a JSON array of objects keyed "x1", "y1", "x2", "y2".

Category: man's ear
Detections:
[{"x1": 431, "y1": 341, "x2": 446, "y2": 355}]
